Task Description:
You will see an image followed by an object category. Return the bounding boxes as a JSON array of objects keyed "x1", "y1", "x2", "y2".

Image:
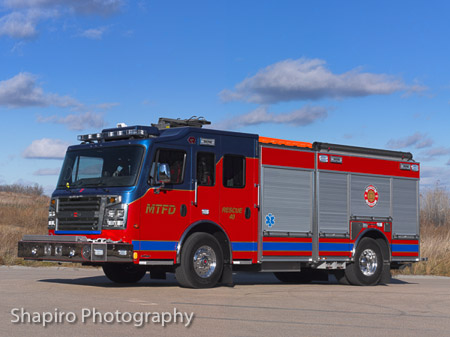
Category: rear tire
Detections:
[
  {"x1": 102, "y1": 263, "x2": 147, "y2": 284},
  {"x1": 175, "y1": 232, "x2": 224, "y2": 288},
  {"x1": 345, "y1": 238, "x2": 383, "y2": 286}
]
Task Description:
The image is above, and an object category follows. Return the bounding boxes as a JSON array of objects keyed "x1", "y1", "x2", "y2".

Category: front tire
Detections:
[
  {"x1": 175, "y1": 233, "x2": 224, "y2": 288},
  {"x1": 102, "y1": 263, "x2": 147, "y2": 284},
  {"x1": 345, "y1": 238, "x2": 383, "y2": 286}
]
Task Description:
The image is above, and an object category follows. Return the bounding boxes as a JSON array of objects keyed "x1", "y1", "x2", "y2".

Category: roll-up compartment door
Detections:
[{"x1": 261, "y1": 166, "x2": 312, "y2": 234}]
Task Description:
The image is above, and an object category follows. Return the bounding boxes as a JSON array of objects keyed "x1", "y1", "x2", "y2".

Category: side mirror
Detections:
[{"x1": 157, "y1": 163, "x2": 171, "y2": 184}]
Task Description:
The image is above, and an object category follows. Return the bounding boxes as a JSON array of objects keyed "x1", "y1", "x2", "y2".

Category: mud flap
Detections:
[
  {"x1": 380, "y1": 262, "x2": 391, "y2": 284},
  {"x1": 219, "y1": 264, "x2": 234, "y2": 287}
]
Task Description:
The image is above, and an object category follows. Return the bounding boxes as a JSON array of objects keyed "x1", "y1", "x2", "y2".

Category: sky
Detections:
[{"x1": 0, "y1": 0, "x2": 449, "y2": 195}]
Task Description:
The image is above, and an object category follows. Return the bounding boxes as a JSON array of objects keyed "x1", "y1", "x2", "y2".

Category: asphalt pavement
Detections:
[{"x1": 1, "y1": 266, "x2": 450, "y2": 337}]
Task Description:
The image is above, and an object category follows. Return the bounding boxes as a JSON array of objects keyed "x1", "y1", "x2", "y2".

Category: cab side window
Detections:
[
  {"x1": 151, "y1": 149, "x2": 186, "y2": 184},
  {"x1": 197, "y1": 152, "x2": 215, "y2": 186},
  {"x1": 223, "y1": 155, "x2": 245, "y2": 188}
]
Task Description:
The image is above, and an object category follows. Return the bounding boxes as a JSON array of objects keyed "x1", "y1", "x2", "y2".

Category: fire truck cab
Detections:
[{"x1": 19, "y1": 117, "x2": 421, "y2": 288}]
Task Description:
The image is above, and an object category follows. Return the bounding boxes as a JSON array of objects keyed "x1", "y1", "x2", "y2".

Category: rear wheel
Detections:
[
  {"x1": 102, "y1": 263, "x2": 147, "y2": 284},
  {"x1": 175, "y1": 233, "x2": 224, "y2": 288},
  {"x1": 345, "y1": 238, "x2": 383, "y2": 286}
]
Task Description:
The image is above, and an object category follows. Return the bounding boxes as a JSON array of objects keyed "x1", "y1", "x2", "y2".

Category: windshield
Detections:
[{"x1": 57, "y1": 146, "x2": 145, "y2": 189}]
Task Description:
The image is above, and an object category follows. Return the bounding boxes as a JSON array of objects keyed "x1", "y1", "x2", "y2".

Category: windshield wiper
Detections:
[{"x1": 81, "y1": 181, "x2": 110, "y2": 193}]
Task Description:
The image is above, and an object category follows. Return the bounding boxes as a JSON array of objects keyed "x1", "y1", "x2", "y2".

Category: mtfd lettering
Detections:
[{"x1": 146, "y1": 204, "x2": 176, "y2": 215}]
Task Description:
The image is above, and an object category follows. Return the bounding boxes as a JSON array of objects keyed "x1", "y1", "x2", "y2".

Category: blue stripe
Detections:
[
  {"x1": 232, "y1": 242, "x2": 257, "y2": 252},
  {"x1": 263, "y1": 242, "x2": 312, "y2": 251},
  {"x1": 319, "y1": 243, "x2": 354, "y2": 252},
  {"x1": 134, "y1": 241, "x2": 178, "y2": 251},
  {"x1": 54, "y1": 231, "x2": 102, "y2": 235},
  {"x1": 391, "y1": 244, "x2": 419, "y2": 253}
]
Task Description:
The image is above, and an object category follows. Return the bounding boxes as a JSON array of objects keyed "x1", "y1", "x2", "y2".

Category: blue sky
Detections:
[{"x1": 0, "y1": 0, "x2": 449, "y2": 195}]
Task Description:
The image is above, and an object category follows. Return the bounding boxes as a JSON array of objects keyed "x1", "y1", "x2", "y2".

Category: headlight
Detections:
[
  {"x1": 103, "y1": 202, "x2": 127, "y2": 229},
  {"x1": 48, "y1": 199, "x2": 56, "y2": 230}
]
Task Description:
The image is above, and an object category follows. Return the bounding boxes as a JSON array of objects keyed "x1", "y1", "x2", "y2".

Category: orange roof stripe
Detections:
[{"x1": 259, "y1": 136, "x2": 312, "y2": 149}]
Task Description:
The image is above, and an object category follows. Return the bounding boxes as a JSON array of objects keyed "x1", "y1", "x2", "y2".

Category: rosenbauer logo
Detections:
[{"x1": 364, "y1": 185, "x2": 379, "y2": 207}]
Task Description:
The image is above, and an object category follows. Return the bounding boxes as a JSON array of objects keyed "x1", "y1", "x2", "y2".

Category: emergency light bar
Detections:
[
  {"x1": 78, "y1": 117, "x2": 212, "y2": 143},
  {"x1": 78, "y1": 125, "x2": 158, "y2": 143}
]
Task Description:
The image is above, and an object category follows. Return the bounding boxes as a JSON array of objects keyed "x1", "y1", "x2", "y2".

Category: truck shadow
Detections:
[
  {"x1": 37, "y1": 272, "x2": 415, "y2": 288},
  {"x1": 38, "y1": 275, "x2": 180, "y2": 288}
]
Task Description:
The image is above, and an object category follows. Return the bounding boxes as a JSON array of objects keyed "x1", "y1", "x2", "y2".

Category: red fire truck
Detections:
[{"x1": 19, "y1": 117, "x2": 421, "y2": 288}]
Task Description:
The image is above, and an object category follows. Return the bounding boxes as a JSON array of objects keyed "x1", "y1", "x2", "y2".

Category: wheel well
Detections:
[
  {"x1": 177, "y1": 222, "x2": 231, "y2": 265},
  {"x1": 355, "y1": 230, "x2": 391, "y2": 263}
]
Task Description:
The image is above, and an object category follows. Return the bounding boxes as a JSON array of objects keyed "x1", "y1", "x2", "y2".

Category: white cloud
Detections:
[
  {"x1": 23, "y1": 138, "x2": 69, "y2": 159},
  {"x1": 386, "y1": 132, "x2": 434, "y2": 150},
  {"x1": 0, "y1": 11, "x2": 38, "y2": 38},
  {"x1": 1, "y1": 72, "x2": 112, "y2": 131},
  {"x1": 420, "y1": 166, "x2": 450, "y2": 189},
  {"x1": 0, "y1": 0, "x2": 123, "y2": 39},
  {"x1": 80, "y1": 26, "x2": 107, "y2": 39},
  {"x1": 216, "y1": 105, "x2": 327, "y2": 130},
  {"x1": 418, "y1": 147, "x2": 450, "y2": 162},
  {"x1": 37, "y1": 111, "x2": 105, "y2": 130},
  {"x1": 220, "y1": 58, "x2": 426, "y2": 104},
  {"x1": 0, "y1": 72, "x2": 82, "y2": 108},
  {"x1": 96, "y1": 102, "x2": 119, "y2": 109},
  {"x1": 3, "y1": 0, "x2": 123, "y2": 15},
  {"x1": 0, "y1": 7, "x2": 58, "y2": 39},
  {"x1": 33, "y1": 168, "x2": 60, "y2": 175}
]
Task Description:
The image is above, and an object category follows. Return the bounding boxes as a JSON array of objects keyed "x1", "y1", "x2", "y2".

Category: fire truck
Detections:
[{"x1": 18, "y1": 117, "x2": 421, "y2": 288}]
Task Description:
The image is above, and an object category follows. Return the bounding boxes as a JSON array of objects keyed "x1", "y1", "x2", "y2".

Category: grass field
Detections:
[
  {"x1": 397, "y1": 185, "x2": 450, "y2": 276},
  {"x1": 0, "y1": 191, "x2": 49, "y2": 265},
  {"x1": 1, "y1": 185, "x2": 449, "y2": 276}
]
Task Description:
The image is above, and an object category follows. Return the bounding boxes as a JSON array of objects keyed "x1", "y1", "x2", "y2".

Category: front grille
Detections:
[{"x1": 57, "y1": 196, "x2": 102, "y2": 231}]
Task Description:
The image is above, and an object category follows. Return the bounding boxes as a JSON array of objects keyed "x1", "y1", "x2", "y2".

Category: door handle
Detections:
[
  {"x1": 255, "y1": 183, "x2": 260, "y2": 209},
  {"x1": 192, "y1": 180, "x2": 198, "y2": 206}
]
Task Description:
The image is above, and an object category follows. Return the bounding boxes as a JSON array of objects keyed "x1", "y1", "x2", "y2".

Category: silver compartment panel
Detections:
[
  {"x1": 261, "y1": 166, "x2": 312, "y2": 233},
  {"x1": 318, "y1": 172, "x2": 349, "y2": 234}
]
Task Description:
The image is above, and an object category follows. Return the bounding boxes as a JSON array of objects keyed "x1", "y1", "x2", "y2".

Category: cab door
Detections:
[
  {"x1": 138, "y1": 145, "x2": 191, "y2": 260},
  {"x1": 218, "y1": 139, "x2": 259, "y2": 263},
  {"x1": 189, "y1": 150, "x2": 220, "y2": 226}
]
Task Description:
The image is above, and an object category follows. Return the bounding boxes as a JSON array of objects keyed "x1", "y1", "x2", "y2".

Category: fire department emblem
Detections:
[{"x1": 364, "y1": 185, "x2": 379, "y2": 207}]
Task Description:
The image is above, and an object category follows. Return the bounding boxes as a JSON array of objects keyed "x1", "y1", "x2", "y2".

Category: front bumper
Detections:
[{"x1": 18, "y1": 235, "x2": 133, "y2": 263}]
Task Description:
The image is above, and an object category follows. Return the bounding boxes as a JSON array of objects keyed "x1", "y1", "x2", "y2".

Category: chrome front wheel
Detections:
[
  {"x1": 175, "y1": 232, "x2": 224, "y2": 288},
  {"x1": 193, "y1": 245, "x2": 217, "y2": 278}
]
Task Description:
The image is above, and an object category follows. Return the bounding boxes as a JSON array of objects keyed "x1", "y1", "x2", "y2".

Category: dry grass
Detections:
[
  {"x1": 398, "y1": 185, "x2": 450, "y2": 276},
  {"x1": 0, "y1": 191, "x2": 53, "y2": 266},
  {"x1": 1, "y1": 185, "x2": 450, "y2": 276},
  {"x1": 399, "y1": 223, "x2": 450, "y2": 276}
]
